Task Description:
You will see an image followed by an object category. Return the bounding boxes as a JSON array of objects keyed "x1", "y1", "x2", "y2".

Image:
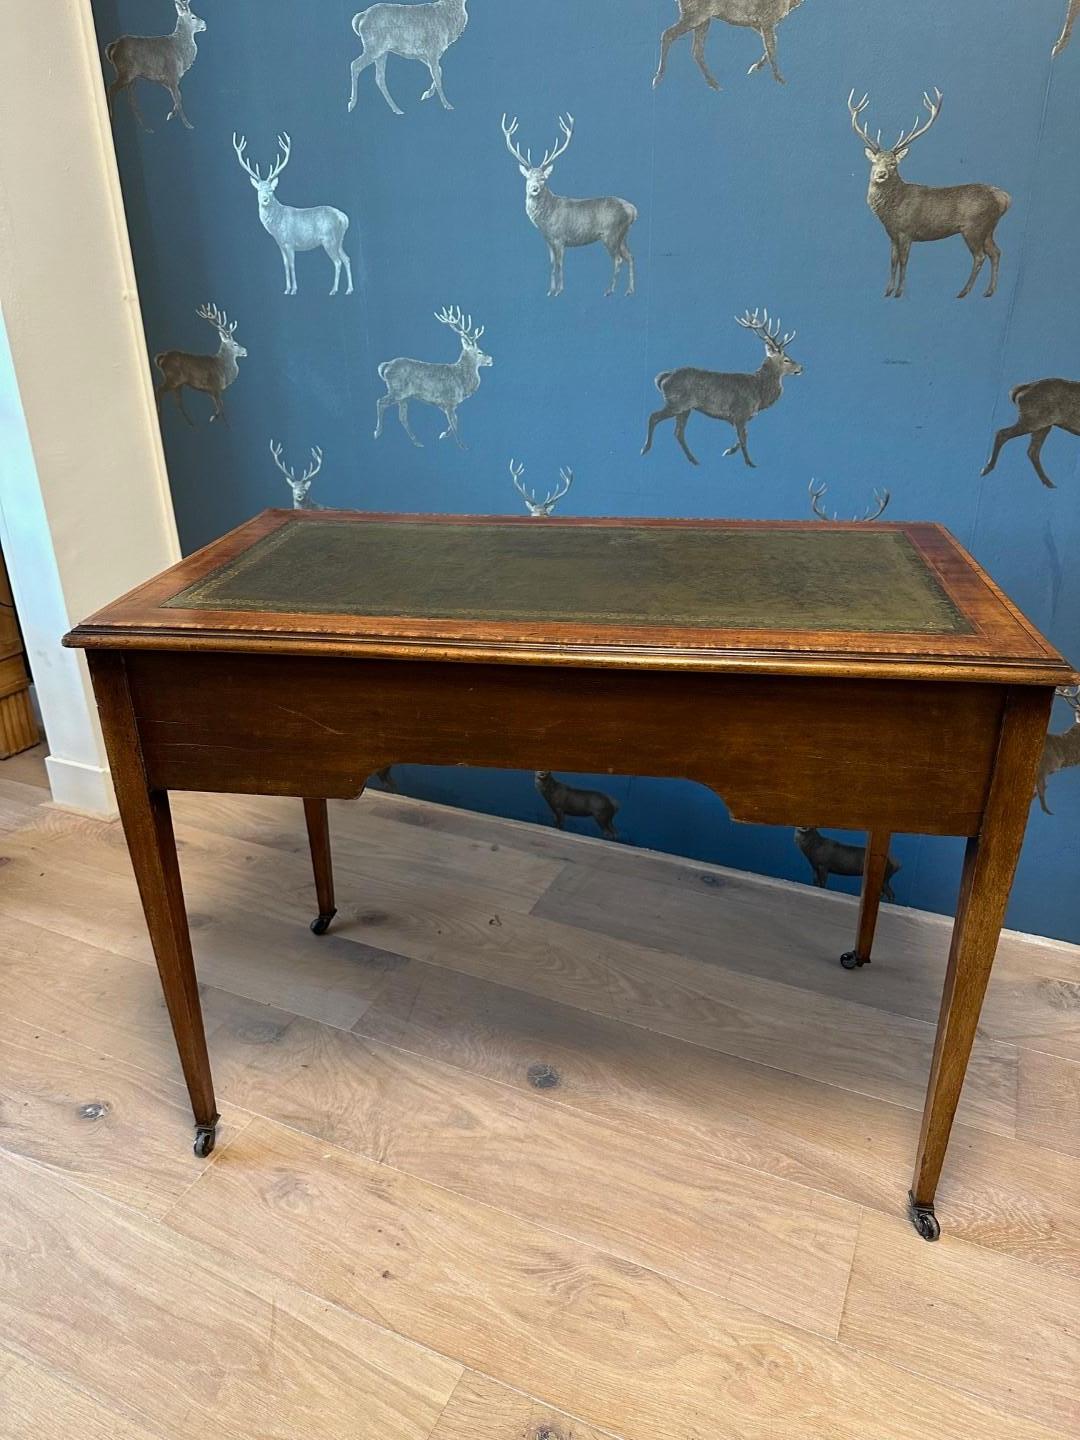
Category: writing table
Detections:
[{"x1": 65, "y1": 510, "x2": 1075, "y2": 1240}]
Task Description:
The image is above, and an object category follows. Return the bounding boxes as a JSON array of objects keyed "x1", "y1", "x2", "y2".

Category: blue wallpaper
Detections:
[{"x1": 92, "y1": 0, "x2": 1080, "y2": 940}]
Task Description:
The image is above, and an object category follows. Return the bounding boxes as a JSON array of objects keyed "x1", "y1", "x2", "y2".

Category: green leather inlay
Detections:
[{"x1": 163, "y1": 520, "x2": 972, "y2": 635}]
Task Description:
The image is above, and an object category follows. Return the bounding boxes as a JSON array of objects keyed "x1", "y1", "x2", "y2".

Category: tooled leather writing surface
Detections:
[{"x1": 163, "y1": 519, "x2": 972, "y2": 635}]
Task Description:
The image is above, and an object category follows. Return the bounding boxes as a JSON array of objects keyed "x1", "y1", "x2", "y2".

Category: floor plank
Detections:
[
  {"x1": 353, "y1": 959, "x2": 1080, "y2": 1279},
  {"x1": 840, "y1": 1209, "x2": 1080, "y2": 1433},
  {"x1": 203, "y1": 1005, "x2": 859, "y2": 1338},
  {"x1": 0, "y1": 1353, "x2": 168, "y2": 1440},
  {"x1": 164, "y1": 1117, "x2": 1070, "y2": 1440},
  {"x1": 1017, "y1": 1048, "x2": 1080, "y2": 1157},
  {"x1": 430, "y1": 1371, "x2": 624, "y2": 1440},
  {"x1": 0, "y1": 1152, "x2": 462, "y2": 1440},
  {"x1": 0, "y1": 1013, "x2": 247, "y2": 1216}
]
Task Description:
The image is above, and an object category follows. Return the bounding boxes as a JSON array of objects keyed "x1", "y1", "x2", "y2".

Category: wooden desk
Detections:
[{"x1": 65, "y1": 510, "x2": 1075, "y2": 1242}]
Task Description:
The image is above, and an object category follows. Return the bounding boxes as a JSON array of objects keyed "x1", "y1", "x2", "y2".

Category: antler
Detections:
[
  {"x1": 232, "y1": 133, "x2": 261, "y2": 179},
  {"x1": 509, "y1": 459, "x2": 529, "y2": 500},
  {"x1": 197, "y1": 302, "x2": 236, "y2": 337},
  {"x1": 266, "y1": 132, "x2": 291, "y2": 181},
  {"x1": 892, "y1": 88, "x2": 943, "y2": 153},
  {"x1": 848, "y1": 90, "x2": 881, "y2": 154},
  {"x1": 270, "y1": 440, "x2": 322, "y2": 484},
  {"x1": 549, "y1": 467, "x2": 573, "y2": 507},
  {"x1": 1057, "y1": 683, "x2": 1080, "y2": 715},
  {"x1": 501, "y1": 115, "x2": 532, "y2": 167},
  {"x1": 736, "y1": 308, "x2": 795, "y2": 351},
  {"x1": 435, "y1": 305, "x2": 484, "y2": 344},
  {"x1": 540, "y1": 113, "x2": 574, "y2": 170},
  {"x1": 809, "y1": 479, "x2": 891, "y2": 522}
]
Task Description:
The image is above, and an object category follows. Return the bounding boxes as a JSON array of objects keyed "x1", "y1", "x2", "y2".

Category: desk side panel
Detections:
[{"x1": 121, "y1": 652, "x2": 1009, "y2": 836}]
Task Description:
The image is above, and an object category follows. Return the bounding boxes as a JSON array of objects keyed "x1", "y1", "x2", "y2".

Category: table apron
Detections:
[{"x1": 111, "y1": 650, "x2": 1012, "y2": 836}]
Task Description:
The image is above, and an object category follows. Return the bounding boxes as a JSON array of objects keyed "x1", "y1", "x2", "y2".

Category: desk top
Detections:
[{"x1": 65, "y1": 510, "x2": 1074, "y2": 685}]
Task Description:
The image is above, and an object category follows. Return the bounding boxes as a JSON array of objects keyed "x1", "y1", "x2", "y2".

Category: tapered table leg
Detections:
[
  {"x1": 303, "y1": 798, "x2": 337, "y2": 936},
  {"x1": 841, "y1": 830, "x2": 892, "y2": 970},
  {"x1": 908, "y1": 688, "x2": 1053, "y2": 1239},
  {"x1": 88, "y1": 652, "x2": 218, "y2": 1157}
]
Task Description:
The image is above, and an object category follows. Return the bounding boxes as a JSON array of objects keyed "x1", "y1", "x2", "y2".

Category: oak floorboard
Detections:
[
  {"x1": 840, "y1": 1209, "x2": 1080, "y2": 1434},
  {"x1": 0, "y1": 1152, "x2": 463, "y2": 1440},
  {"x1": 429, "y1": 1370, "x2": 625, "y2": 1440},
  {"x1": 1016, "y1": 1048, "x2": 1080, "y2": 1157},
  {"x1": 354, "y1": 960, "x2": 1080, "y2": 1279},
  {"x1": 202, "y1": 1005, "x2": 858, "y2": 1338},
  {"x1": 0, "y1": 1353, "x2": 169, "y2": 1440},
  {"x1": 164, "y1": 1117, "x2": 1071, "y2": 1440},
  {"x1": 532, "y1": 863, "x2": 1080, "y2": 1060}
]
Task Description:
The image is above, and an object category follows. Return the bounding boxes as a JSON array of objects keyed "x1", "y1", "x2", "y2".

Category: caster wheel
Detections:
[
  {"x1": 193, "y1": 1124, "x2": 217, "y2": 1159},
  {"x1": 907, "y1": 1192, "x2": 940, "y2": 1241},
  {"x1": 310, "y1": 908, "x2": 337, "y2": 936},
  {"x1": 840, "y1": 951, "x2": 867, "y2": 970}
]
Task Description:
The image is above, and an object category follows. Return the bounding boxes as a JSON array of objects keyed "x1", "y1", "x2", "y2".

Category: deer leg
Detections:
[
  {"x1": 653, "y1": 18, "x2": 697, "y2": 88},
  {"x1": 893, "y1": 237, "x2": 912, "y2": 297},
  {"x1": 421, "y1": 58, "x2": 453, "y2": 110},
  {"x1": 374, "y1": 393, "x2": 391, "y2": 439},
  {"x1": 1027, "y1": 428, "x2": 1057, "y2": 488},
  {"x1": 983, "y1": 234, "x2": 1002, "y2": 297},
  {"x1": 957, "y1": 241, "x2": 986, "y2": 300},
  {"x1": 690, "y1": 22, "x2": 722, "y2": 91},
  {"x1": 342, "y1": 249, "x2": 353, "y2": 296},
  {"x1": 981, "y1": 420, "x2": 1027, "y2": 475},
  {"x1": 673, "y1": 412, "x2": 700, "y2": 467},
  {"x1": 167, "y1": 83, "x2": 193, "y2": 130},
  {"x1": 1036, "y1": 773, "x2": 1053, "y2": 815},
  {"x1": 374, "y1": 56, "x2": 404, "y2": 116},
  {"x1": 173, "y1": 387, "x2": 195, "y2": 427},
  {"x1": 622, "y1": 239, "x2": 635, "y2": 297},
  {"x1": 734, "y1": 418, "x2": 756, "y2": 468},
  {"x1": 749, "y1": 26, "x2": 784, "y2": 83},
  {"x1": 641, "y1": 406, "x2": 674, "y2": 455},
  {"x1": 604, "y1": 243, "x2": 622, "y2": 298},
  {"x1": 348, "y1": 51, "x2": 372, "y2": 112},
  {"x1": 813, "y1": 865, "x2": 828, "y2": 888},
  {"x1": 125, "y1": 81, "x2": 152, "y2": 132},
  {"x1": 439, "y1": 408, "x2": 466, "y2": 450},
  {"x1": 209, "y1": 392, "x2": 227, "y2": 427},
  {"x1": 396, "y1": 401, "x2": 423, "y2": 448},
  {"x1": 329, "y1": 255, "x2": 341, "y2": 297}
]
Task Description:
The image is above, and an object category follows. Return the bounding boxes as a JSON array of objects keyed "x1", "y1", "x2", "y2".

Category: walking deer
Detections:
[
  {"x1": 154, "y1": 304, "x2": 247, "y2": 426},
  {"x1": 535, "y1": 772, "x2": 619, "y2": 841},
  {"x1": 794, "y1": 827, "x2": 900, "y2": 900},
  {"x1": 375, "y1": 306, "x2": 492, "y2": 448},
  {"x1": 348, "y1": 0, "x2": 468, "y2": 114},
  {"x1": 270, "y1": 440, "x2": 324, "y2": 509},
  {"x1": 642, "y1": 309, "x2": 802, "y2": 468},
  {"x1": 232, "y1": 134, "x2": 353, "y2": 296},
  {"x1": 982, "y1": 378, "x2": 1080, "y2": 488},
  {"x1": 848, "y1": 88, "x2": 1011, "y2": 299},
  {"x1": 1036, "y1": 687, "x2": 1080, "y2": 813},
  {"x1": 1055, "y1": 0, "x2": 1080, "y2": 55},
  {"x1": 809, "y1": 479, "x2": 891, "y2": 521},
  {"x1": 500, "y1": 114, "x2": 638, "y2": 297},
  {"x1": 653, "y1": 0, "x2": 803, "y2": 91},
  {"x1": 105, "y1": 0, "x2": 205, "y2": 131},
  {"x1": 509, "y1": 460, "x2": 573, "y2": 516}
]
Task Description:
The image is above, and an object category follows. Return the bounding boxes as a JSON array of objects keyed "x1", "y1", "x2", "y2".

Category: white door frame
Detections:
[{"x1": 0, "y1": 0, "x2": 180, "y2": 815}]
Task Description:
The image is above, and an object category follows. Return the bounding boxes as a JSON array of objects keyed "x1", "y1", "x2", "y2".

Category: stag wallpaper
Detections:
[{"x1": 91, "y1": 0, "x2": 1080, "y2": 941}]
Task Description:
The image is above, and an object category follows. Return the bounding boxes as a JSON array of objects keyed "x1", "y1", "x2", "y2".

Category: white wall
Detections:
[{"x1": 0, "y1": 0, "x2": 179, "y2": 814}]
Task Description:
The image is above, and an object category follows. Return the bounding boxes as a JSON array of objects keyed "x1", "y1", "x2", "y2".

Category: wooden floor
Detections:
[{"x1": 1, "y1": 746, "x2": 1078, "y2": 1440}]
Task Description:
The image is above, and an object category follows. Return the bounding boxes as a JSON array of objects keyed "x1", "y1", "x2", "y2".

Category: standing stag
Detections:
[
  {"x1": 105, "y1": 0, "x2": 205, "y2": 131},
  {"x1": 653, "y1": 0, "x2": 804, "y2": 90},
  {"x1": 154, "y1": 304, "x2": 247, "y2": 426},
  {"x1": 535, "y1": 772, "x2": 619, "y2": 841},
  {"x1": 809, "y1": 480, "x2": 891, "y2": 521},
  {"x1": 501, "y1": 114, "x2": 638, "y2": 297},
  {"x1": 642, "y1": 309, "x2": 802, "y2": 468},
  {"x1": 233, "y1": 134, "x2": 353, "y2": 296},
  {"x1": 509, "y1": 460, "x2": 573, "y2": 516},
  {"x1": 348, "y1": 0, "x2": 468, "y2": 114},
  {"x1": 271, "y1": 440, "x2": 324, "y2": 509},
  {"x1": 982, "y1": 378, "x2": 1080, "y2": 489},
  {"x1": 375, "y1": 306, "x2": 492, "y2": 448},
  {"x1": 848, "y1": 89, "x2": 1011, "y2": 299},
  {"x1": 1055, "y1": 0, "x2": 1080, "y2": 55},
  {"x1": 1036, "y1": 687, "x2": 1080, "y2": 813}
]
